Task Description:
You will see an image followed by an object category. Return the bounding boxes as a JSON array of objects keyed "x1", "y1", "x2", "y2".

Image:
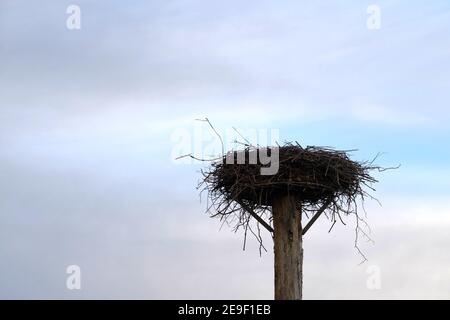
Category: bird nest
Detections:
[
  {"x1": 199, "y1": 143, "x2": 390, "y2": 258},
  {"x1": 202, "y1": 144, "x2": 377, "y2": 207}
]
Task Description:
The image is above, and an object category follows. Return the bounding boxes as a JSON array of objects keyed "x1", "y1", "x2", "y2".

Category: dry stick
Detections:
[
  {"x1": 237, "y1": 200, "x2": 274, "y2": 233},
  {"x1": 232, "y1": 127, "x2": 255, "y2": 147},
  {"x1": 302, "y1": 197, "x2": 333, "y2": 236},
  {"x1": 197, "y1": 118, "x2": 224, "y2": 156},
  {"x1": 175, "y1": 154, "x2": 222, "y2": 162}
]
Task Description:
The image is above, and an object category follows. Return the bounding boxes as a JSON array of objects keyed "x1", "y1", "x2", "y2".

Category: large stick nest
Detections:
[
  {"x1": 200, "y1": 142, "x2": 389, "y2": 258},
  {"x1": 203, "y1": 144, "x2": 377, "y2": 207}
]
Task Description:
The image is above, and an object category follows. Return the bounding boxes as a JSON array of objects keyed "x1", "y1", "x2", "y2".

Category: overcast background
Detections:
[{"x1": 1, "y1": 0, "x2": 450, "y2": 299}]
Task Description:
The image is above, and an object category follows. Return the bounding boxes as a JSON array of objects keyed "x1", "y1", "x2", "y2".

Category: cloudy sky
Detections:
[{"x1": 1, "y1": 0, "x2": 450, "y2": 299}]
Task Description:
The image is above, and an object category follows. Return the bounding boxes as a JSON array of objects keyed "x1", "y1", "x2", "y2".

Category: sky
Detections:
[{"x1": 1, "y1": 0, "x2": 450, "y2": 299}]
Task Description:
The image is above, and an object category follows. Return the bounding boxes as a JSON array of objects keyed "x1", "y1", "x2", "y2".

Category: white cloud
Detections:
[{"x1": 348, "y1": 104, "x2": 431, "y2": 126}]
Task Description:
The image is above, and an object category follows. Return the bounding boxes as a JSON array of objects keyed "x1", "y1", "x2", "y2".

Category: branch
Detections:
[
  {"x1": 236, "y1": 200, "x2": 274, "y2": 233},
  {"x1": 196, "y1": 118, "x2": 224, "y2": 157},
  {"x1": 302, "y1": 197, "x2": 333, "y2": 236}
]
